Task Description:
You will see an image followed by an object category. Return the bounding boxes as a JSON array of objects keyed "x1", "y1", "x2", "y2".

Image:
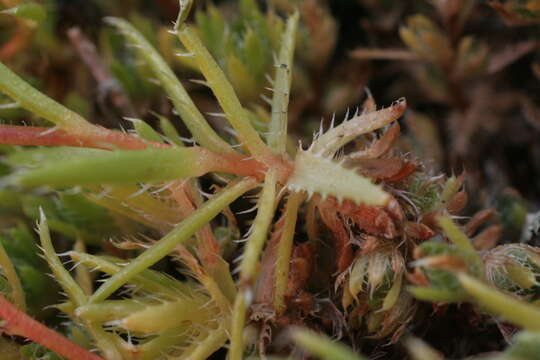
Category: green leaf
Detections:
[
  {"x1": 89, "y1": 177, "x2": 256, "y2": 303},
  {"x1": 6, "y1": 146, "x2": 103, "y2": 167},
  {"x1": 177, "y1": 25, "x2": 268, "y2": 157},
  {"x1": 292, "y1": 328, "x2": 366, "y2": 360},
  {"x1": 459, "y1": 273, "x2": 540, "y2": 331},
  {"x1": 129, "y1": 118, "x2": 164, "y2": 143},
  {"x1": 69, "y1": 252, "x2": 191, "y2": 297},
  {"x1": 196, "y1": 5, "x2": 227, "y2": 60},
  {"x1": 1, "y1": 3, "x2": 46, "y2": 24},
  {"x1": 157, "y1": 113, "x2": 185, "y2": 146},
  {"x1": 20, "y1": 343, "x2": 63, "y2": 360},
  {"x1": 437, "y1": 216, "x2": 483, "y2": 276},
  {"x1": 0, "y1": 239, "x2": 25, "y2": 311},
  {"x1": 407, "y1": 286, "x2": 467, "y2": 303},
  {"x1": 311, "y1": 98, "x2": 406, "y2": 157},
  {"x1": 12, "y1": 147, "x2": 215, "y2": 187},
  {"x1": 106, "y1": 17, "x2": 232, "y2": 154},
  {"x1": 0, "y1": 63, "x2": 93, "y2": 132},
  {"x1": 38, "y1": 210, "x2": 87, "y2": 306},
  {"x1": 287, "y1": 150, "x2": 390, "y2": 206},
  {"x1": 267, "y1": 11, "x2": 298, "y2": 153}
]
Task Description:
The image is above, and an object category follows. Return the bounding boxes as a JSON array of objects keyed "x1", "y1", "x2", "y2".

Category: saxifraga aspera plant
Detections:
[{"x1": 0, "y1": 1, "x2": 533, "y2": 360}]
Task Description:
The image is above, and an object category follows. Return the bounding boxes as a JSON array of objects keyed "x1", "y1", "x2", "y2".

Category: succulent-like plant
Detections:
[
  {"x1": 0, "y1": 1, "x2": 538, "y2": 360},
  {"x1": 0, "y1": 1, "x2": 412, "y2": 359}
]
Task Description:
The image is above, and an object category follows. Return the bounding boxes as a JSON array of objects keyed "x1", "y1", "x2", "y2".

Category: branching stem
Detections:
[{"x1": 90, "y1": 177, "x2": 257, "y2": 303}]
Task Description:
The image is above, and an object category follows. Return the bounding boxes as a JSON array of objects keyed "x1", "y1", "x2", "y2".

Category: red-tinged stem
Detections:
[
  {"x1": 198, "y1": 147, "x2": 285, "y2": 181},
  {"x1": 0, "y1": 125, "x2": 294, "y2": 182},
  {"x1": 169, "y1": 180, "x2": 221, "y2": 265},
  {"x1": 0, "y1": 124, "x2": 167, "y2": 150},
  {"x1": 0, "y1": 295, "x2": 104, "y2": 360}
]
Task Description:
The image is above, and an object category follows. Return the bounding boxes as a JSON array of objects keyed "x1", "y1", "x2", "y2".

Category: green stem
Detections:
[
  {"x1": 69, "y1": 252, "x2": 189, "y2": 297},
  {"x1": 39, "y1": 212, "x2": 124, "y2": 360},
  {"x1": 437, "y1": 215, "x2": 483, "y2": 276},
  {"x1": 230, "y1": 171, "x2": 277, "y2": 360},
  {"x1": 90, "y1": 177, "x2": 257, "y2": 303},
  {"x1": 177, "y1": 25, "x2": 269, "y2": 158},
  {"x1": 0, "y1": 241, "x2": 26, "y2": 311},
  {"x1": 292, "y1": 328, "x2": 366, "y2": 360},
  {"x1": 230, "y1": 293, "x2": 248, "y2": 360},
  {"x1": 0, "y1": 62, "x2": 92, "y2": 131},
  {"x1": 75, "y1": 300, "x2": 146, "y2": 322},
  {"x1": 74, "y1": 239, "x2": 93, "y2": 296},
  {"x1": 105, "y1": 18, "x2": 233, "y2": 154},
  {"x1": 139, "y1": 325, "x2": 191, "y2": 360},
  {"x1": 459, "y1": 273, "x2": 540, "y2": 331},
  {"x1": 239, "y1": 171, "x2": 278, "y2": 281},
  {"x1": 273, "y1": 193, "x2": 302, "y2": 314},
  {"x1": 38, "y1": 211, "x2": 87, "y2": 306},
  {"x1": 182, "y1": 325, "x2": 228, "y2": 360},
  {"x1": 437, "y1": 216, "x2": 476, "y2": 253},
  {"x1": 267, "y1": 12, "x2": 298, "y2": 153}
]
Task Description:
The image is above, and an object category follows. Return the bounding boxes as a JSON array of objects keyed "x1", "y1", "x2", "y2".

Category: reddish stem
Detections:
[
  {"x1": 0, "y1": 124, "x2": 165, "y2": 150},
  {"x1": 0, "y1": 295, "x2": 104, "y2": 360},
  {"x1": 169, "y1": 180, "x2": 221, "y2": 266},
  {"x1": 0, "y1": 125, "x2": 294, "y2": 181}
]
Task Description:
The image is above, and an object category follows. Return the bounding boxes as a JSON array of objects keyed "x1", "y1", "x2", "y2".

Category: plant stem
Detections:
[
  {"x1": 230, "y1": 293, "x2": 248, "y2": 360},
  {"x1": 105, "y1": 18, "x2": 233, "y2": 154},
  {"x1": 39, "y1": 212, "x2": 125, "y2": 360},
  {"x1": 0, "y1": 62, "x2": 92, "y2": 132},
  {"x1": 230, "y1": 170, "x2": 277, "y2": 360},
  {"x1": 183, "y1": 324, "x2": 229, "y2": 360},
  {"x1": 292, "y1": 328, "x2": 366, "y2": 360},
  {"x1": 273, "y1": 192, "x2": 303, "y2": 314},
  {"x1": 239, "y1": 171, "x2": 278, "y2": 282},
  {"x1": 0, "y1": 295, "x2": 104, "y2": 360},
  {"x1": 459, "y1": 273, "x2": 540, "y2": 331},
  {"x1": 437, "y1": 215, "x2": 476, "y2": 253},
  {"x1": 15, "y1": 147, "x2": 266, "y2": 188},
  {"x1": 69, "y1": 252, "x2": 188, "y2": 297},
  {"x1": 74, "y1": 239, "x2": 93, "y2": 296},
  {"x1": 38, "y1": 210, "x2": 87, "y2": 306},
  {"x1": 0, "y1": 240, "x2": 25, "y2": 311},
  {"x1": 177, "y1": 25, "x2": 270, "y2": 158},
  {"x1": 437, "y1": 215, "x2": 483, "y2": 276},
  {"x1": 90, "y1": 177, "x2": 257, "y2": 303},
  {"x1": 267, "y1": 11, "x2": 299, "y2": 153}
]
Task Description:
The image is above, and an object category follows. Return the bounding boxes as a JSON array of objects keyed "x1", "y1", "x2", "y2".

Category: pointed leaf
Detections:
[
  {"x1": 287, "y1": 150, "x2": 390, "y2": 206},
  {"x1": 12, "y1": 147, "x2": 219, "y2": 187}
]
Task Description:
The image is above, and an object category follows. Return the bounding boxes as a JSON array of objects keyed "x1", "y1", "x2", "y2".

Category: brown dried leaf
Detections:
[
  {"x1": 447, "y1": 190, "x2": 468, "y2": 214},
  {"x1": 464, "y1": 209, "x2": 497, "y2": 236},
  {"x1": 326, "y1": 198, "x2": 398, "y2": 239},
  {"x1": 405, "y1": 222, "x2": 436, "y2": 240},
  {"x1": 348, "y1": 123, "x2": 401, "y2": 160},
  {"x1": 319, "y1": 205, "x2": 354, "y2": 272},
  {"x1": 473, "y1": 224, "x2": 503, "y2": 251}
]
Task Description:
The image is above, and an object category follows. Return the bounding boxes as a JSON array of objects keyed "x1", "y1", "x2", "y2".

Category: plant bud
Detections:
[
  {"x1": 454, "y1": 36, "x2": 488, "y2": 80},
  {"x1": 484, "y1": 244, "x2": 540, "y2": 296},
  {"x1": 399, "y1": 15, "x2": 453, "y2": 67}
]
